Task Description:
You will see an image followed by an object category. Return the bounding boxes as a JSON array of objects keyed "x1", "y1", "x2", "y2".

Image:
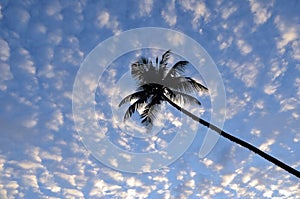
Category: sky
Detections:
[{"x1": 0, "y1": 0, "x2": 299, "y2": 198}]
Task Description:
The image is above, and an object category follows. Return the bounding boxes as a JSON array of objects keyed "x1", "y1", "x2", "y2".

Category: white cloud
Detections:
[
  {"x1": 40, "y1": 150, "x2": 62, "y2": 162},
  {"x1": 48, "y1": 29, "x2": 63, "y2": 45},
  {"x1": 295, "y1": 78, "x2": 300, "y2": 99},
  {"x1": 24, "y1": 147, "x2": 42, "y2": 163},
  {"x1": 22, "y1": 117, "x2": 38, "y2": 128},
  {"x1": 54, "y1": 172, "x2": 76, "y2": 186},
  {"x1": 5, "y1": 181, "x2": 19, "y2": 189},
  {"x1": 279, "y1": 98, "x2": 298, "y2": 112},
  {"x1": 38, "y1": 64, "x2": 55, "y2": 78},
  {"x1": 0, "y1": 39, "x2": 10, "y2": 61},
  {"x1": 166, "y1": 31, "x2": 185, "y2": 47},
  {"x1": 226, "y1": 59, "x2": 260, "y2": 87},
  {"x1": 126, "y1": 177, "x2": 143, "y2": 187},
  {"x1": 62, "y1": 188, "x2": 84, "y2": 198},
  {"x1": 0, "y1": 39, "x2": 13, "y2": 91},
  {"x1": 264, "y1": 83, "x2": 279, "y2": 95},
  {"x1": 221, "y1": 5, "x2": 237, "y2": 20},
  {"x1": 95, "y1": 11, "x2": 120, "y2": 34},
  {"x1": 0, "y1": 63, "x2": 13, "y2": 91},
  {"x1": 39, "y1": 170, "x2": 62, "y2": 194},
  {"x1": 162, "y1": 0, "x2": 177, "y2": 26},
  {"x1": 45, "y1": 0, "x2": 62, "y2": 16},
  {"x1": 221, "y1": 173, "x2": 236, "y2": 187},
  {"x1": 274, "y1": 15, "x2": 300, "y2": 56},
  {"x1": 249, "y1": 0, "x2": 273, "y2": 25},
  {"x1": 0, "y1": 4, "x2": 2, "y2": 20},
  {"x1": 250, "y1": 128, "x2": 261, "y2": 136},
  {"x1": 254, "y1": 100, "x2": 264, "y2": 110},
  {"x1": 22, "y1": 174, "x2": 39, "y2": 189},
  {"x1": 17, "y1": 47, "x2": 36, "y2": 75},
  {"x1": 139, "y1": 0, "x2": 153, "y2": 16},
  {"x1": 277, "y1": 28, "x2": 298, "y2": 50},
  {"x1": 96, "y1": 11, "x2": 110, "y2": 28},
  {"x1": 217, "y1": 34, "x2": 233, "y2": 50},
  {"x1": 259, "y1": 138, "x2": 275, "y2": 152},
  {"x1": 11, "y1": 160, "x2": 43, "y2": 170},
  {"x1": 103, "y1": 169, "x2": 124, "y2": 182},
  {"x1": 269, "y1": 58, "x2": 288, "y2": 81},
  {"x1": 291, "y1": 40, "x2": 300, "y2": 60},
  {"x1": 226, "y1": 95, "x2": 247, "y2": 119},
  {"x1": 236, "y1": 39, "x2": 253, "y2": 55},
  {"x1": 89, "y1": 179, "x2": 122, "y2": 198},
  {"x1": 46, "y1": 109, "x2": 64, "y2": 131},
  {"x1": 179, "y1": 0, "x2": 210, "y2": 29}
]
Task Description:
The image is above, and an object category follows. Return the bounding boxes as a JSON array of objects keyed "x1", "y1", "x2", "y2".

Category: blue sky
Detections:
[{"x1": 0, "y1": 0, "x2": 299, "y2": 198}]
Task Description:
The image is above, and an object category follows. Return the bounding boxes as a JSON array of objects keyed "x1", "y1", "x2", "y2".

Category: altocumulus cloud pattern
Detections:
[{"x1": 0, "y1": 1, "x2": 300, "y2": 198}]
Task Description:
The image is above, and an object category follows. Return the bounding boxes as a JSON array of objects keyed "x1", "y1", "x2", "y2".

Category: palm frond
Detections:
[
  {"x1": 121, "y1": 50, "x2": 209, "y2": 127},
  {"x1": 185, "y1": 77, "x2": 208, "y2": 92},
  {"x1": 131, "y1": 57, "x2": 152, "y2": 83},
  {"x1": 166, "y1": 89, "x2": 201, "y2": 105},
  {"x1": 164, "y1": 76, "x2": 208, "y2": 93},
  {"x1": 159, "y1": 50, "x2": 171, "y2": 67},
  {"x1": 140, "y1": 99, "x2": 161, "y2": 125},
  {"x1": 164, "y1": 61, "x2": 189, "y2": 80},
  {"x1": 123, "y1": 96, "x2": 148, "y2": 121},
  {"x1": 118, "y1": 91, "x2": 146, "y2": 107}
]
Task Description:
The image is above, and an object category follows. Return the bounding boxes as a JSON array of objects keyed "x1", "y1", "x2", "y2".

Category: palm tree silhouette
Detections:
[{"x1": 119, "y1": 50, "x2": 300, "y2": 178}]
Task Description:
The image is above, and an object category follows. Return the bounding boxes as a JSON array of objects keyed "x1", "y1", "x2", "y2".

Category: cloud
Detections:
[
  {"x1": 263, "y1": 57, "x2": 287, "y2": 95},
  {"x1": 0, "y1": 39, "x2": 13, "y2": 91},
  {"x1": 89, "y1": 179, "x2": 122, "y2": 198},
  {"x1": 22, "y1": 174, "x2": 39, "y2": 189},
  {"x1": 9, "y1": 160, "x2": 43, "y2": 170},
  {"x1": 95, "y1": 11, "x2": 120, "y2": 34},
  {"x1": 62, "y1": 188, "x2": 84, "y2": 198},
  {"x1": 44, "y1": 0, "x2": 62, "y2": 16},
  {"x1": 274, "y1": 15, "x2": 300, "y2": 57},
  {"x1": 236, "y1": 39, "x2": 253, "y2": 55},
  {"x1": 179, "y1": 0, "x2": 210, "y2": 29},
  {"x1": 40, "y1": 150, "x2": 62, "y2": 162},
  {"x1": 0, "y1": 63, "x2": 13, "y2": 91},
  {"x1": 226, "y1": 95, "x2": 247, "y2": 119},
  {"x1": 291, "y1": 40, "x2": 300, "y2": 60},
  {"x1": 46, "y1": 109, "x2": 64, "y2": 131},
  {"x1": 139, "y1": 0, "x2": 154, "y2": 16},
  {"x1": 0, "y1": 4, "x2": 2, "y2": 20},
  {"x1": 264, "y1": 83, "x2": 279, "y2": 95},
  {"x1": 249, "y1": 0, "x2": 273, "y2": 25},
  {"x1": 54, "y1": 172, "x2": 76, "y2": 186},
  {"x1": 221, "y1": 173, "x2": 236, "y2": 187},
  {"x1": 279, "y1": 98, "x2": 298, "y2": 112},
  {"x1": 277, "y1": 27, "x2": 298, "y2": 50},
  {"x1": 221, "y1": 4, "x2": 237, "y2": 20},
  {"x1": 226, "y1": 59, "x2": 260, "y2": 88},
  {"x1": 295, "y1": 78, "x2": 300, "y2": 98},
  {"x1": 162, "y1": 0, "x2": 177, "y2": 26},
  {"x1": 0, "y1": 1, "x2": 299, "y2": 198},
  {"x1": 166, "y1": 31, "x2": 185, "y2": 46},
  {"x1": 15, "y1": 47, "x2": 36, "y2": 75},
  {"x1": 258, "y1": 138, "x2": 275, "y2": 152},
  {"x1": 96, "y1": 11, "x2": 110, "y2": 28},
  {"x1": 0, "y1": 39, "x2": 10, "y2": 61},
  {"x1": 126, "y1": 177, "x2": 143, "y2": 187}
]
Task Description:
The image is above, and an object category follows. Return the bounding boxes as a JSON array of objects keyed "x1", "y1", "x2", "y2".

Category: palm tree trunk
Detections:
[{"x1": 163, "y1": 95, "x2": 300, "y2": 178}]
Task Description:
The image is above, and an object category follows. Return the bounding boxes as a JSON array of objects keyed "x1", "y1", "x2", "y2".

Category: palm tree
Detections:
[{"x1": 119, "y1": 50, "x2": 300, "y2": 178}]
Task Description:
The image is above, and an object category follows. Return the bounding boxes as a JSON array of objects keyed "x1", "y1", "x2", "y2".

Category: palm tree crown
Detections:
[
  {"x1": 118, "y1": 50, "x2": 300, "y2": 178},
  {"x1": 119, "y1": 50, "x2": 208, "y2": 126}
]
